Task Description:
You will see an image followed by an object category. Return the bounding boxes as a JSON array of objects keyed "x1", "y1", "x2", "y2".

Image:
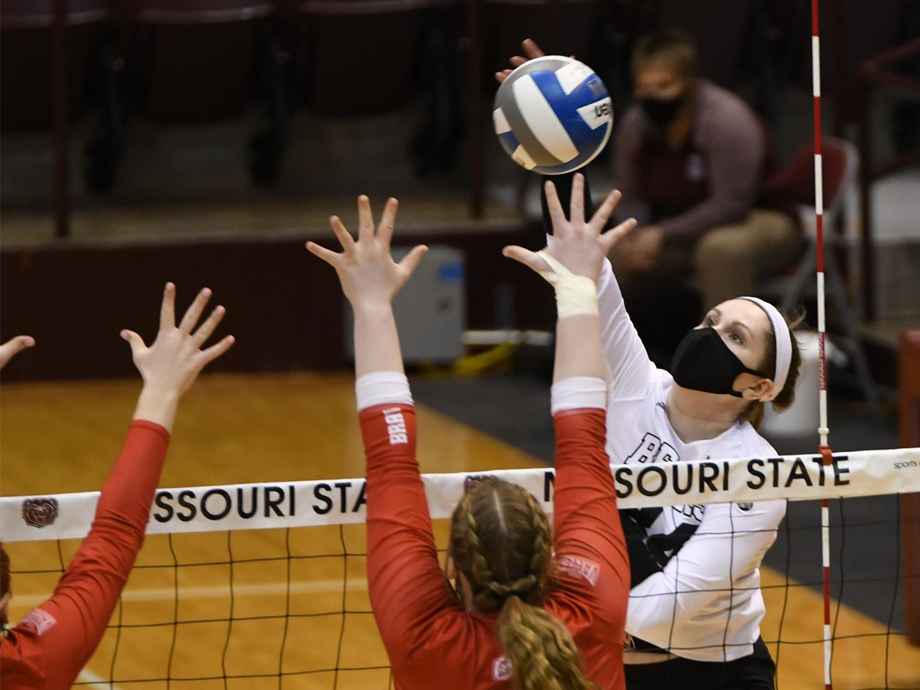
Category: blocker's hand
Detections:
[
  {"x1": 495, "y1": 38, "x2": 547, "y2": 84},
  {"x1": 504, "y1": 174, "x2": 636, "y2": 282},
  {"x1": 307, "y1": 195, "x2": 428, "y2": 308},
  {"x1": 0, "y1": 335, "x2": 35, "y2": 370},
  {"x1": 122, "y1": 283, "x2": 235, "y2": 397}
]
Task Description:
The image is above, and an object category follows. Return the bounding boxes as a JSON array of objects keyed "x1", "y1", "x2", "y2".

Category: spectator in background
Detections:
[{"x1": 614, "y1": 30, "x2": 800, "y2": 356}]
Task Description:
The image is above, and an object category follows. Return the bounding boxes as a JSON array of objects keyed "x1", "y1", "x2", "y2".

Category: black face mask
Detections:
[
  {"x1": 671, "y1": 327, "x2": 767, "y2": 398},
  {"x1": 640, "y1": 95, "x2": 686, "y2": 128}
]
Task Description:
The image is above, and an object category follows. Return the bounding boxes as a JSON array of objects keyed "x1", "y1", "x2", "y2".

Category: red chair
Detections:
[
  {"x1": 275, "y1": 0, "x2": 455, "y2": 181},
  {"x1": 107, "y1": 0, "x2": 277, "y2": 187},
  {"x1": 1, "y1": 0, "x2": 108, "y2": 131},
  {"x1": 467, "y1": 0, "x2": 603, "y2": 217},
  {"x1": 760, "y1": 137, "x2": 880, "y2": 413}
]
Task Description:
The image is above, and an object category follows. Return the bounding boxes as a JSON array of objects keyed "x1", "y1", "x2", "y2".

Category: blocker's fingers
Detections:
[
  {"x1": 329, "y1": 216, "x2": 356, "y2": 252},
  {"x1": 570, "y1": 173, "x2": 586, "y2": 227},
  {"x1": 599, "y1": 218, "x2": 638, "y2": 254},
  {"x1": 120, "y1": 329, "x2": 147, "y2": 358},
  {"x1": 306, "y1": 241, "x2": 342, "y2": 267},
  {"x1": 589, "y1": 189, "x2": 623, "y2": 234},
  {"x1": 192, "y1": 305, "x2": 226, "y2": 347},
  {"x1": 357, "y1": 195, "x2": 374, "y2": 241},
  {"x1": 544, "y1": 181, "x2": 568, "y2": 236},
  {"x1": 3, "y1": 335, "x2": 35, "y2": 355},
  {"x1": 496, "y1": 69, "x2": 513, "y2": 84},
  {"x1": 502, "y1": 245, "x2": 552, "y2": 274},
  {"x1": 160, "y1": 282, "x2": 177, "y2": 330},
  {"x1": 398, "y1": 244, "x2": 428, "y2": 277},
  {"x1": 178, "y1": 288, "x2": 212, "y2": 334},
  {"x1": 522, "y1": 39, "x2": 545, "y2": 59},
  {"x1": 377, "y1": 197, "x2": 399, "y2": 247},
  {"x1": 201, "y1": 335, "x2": 236, "y2": 364},
  {"x1": 509, "y1": 56, "x2": 526, "y2": 68}
]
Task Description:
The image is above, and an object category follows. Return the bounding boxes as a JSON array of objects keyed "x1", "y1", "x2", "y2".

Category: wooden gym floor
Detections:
[{"x1": 2, "y1": 373, "x2": 919, "y2": 689}]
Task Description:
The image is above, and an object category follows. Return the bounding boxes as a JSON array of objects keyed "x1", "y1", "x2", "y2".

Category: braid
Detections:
[
  {"x1": 449, "y1": 479, "x2": 596, "y2": 690},
  {"x1": 523, "y1": 491, "x2": 552, "y2": 582}
]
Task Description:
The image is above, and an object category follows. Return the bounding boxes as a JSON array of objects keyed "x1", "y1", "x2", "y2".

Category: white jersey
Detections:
[{"x1": 597, "y1": 259, "x2": 786, "y2": 663}]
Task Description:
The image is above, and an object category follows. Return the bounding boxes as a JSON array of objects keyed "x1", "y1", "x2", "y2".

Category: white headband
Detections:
[{"x1": 740, "y1": 297, "x2": 792, "y2": 402}]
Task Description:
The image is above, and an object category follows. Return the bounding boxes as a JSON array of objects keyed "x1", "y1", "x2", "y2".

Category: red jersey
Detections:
[
  {"x1": 361, "y1": 403, "x2": 629, "y2": 690},
  {"x1": 1, "y1": 421, "x2": 170, "y2": 689}
]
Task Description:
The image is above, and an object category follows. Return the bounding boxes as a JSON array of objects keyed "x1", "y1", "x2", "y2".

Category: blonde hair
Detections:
[
  {"x1": 1, "y1": 545, "x2": 10, "y2": 600},
  {"x1": 449, "y1": 479, "x2": 595, "y2": 690},
  {"x1": 632, "y1": 29, "x2": 699, "y2": 81},
  {"x1": 744, "y1": 308, "x2": 806, "y2": 430}
]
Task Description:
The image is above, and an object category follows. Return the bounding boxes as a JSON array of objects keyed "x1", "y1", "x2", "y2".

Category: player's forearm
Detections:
[
  {"x1": 133, "y1": 384, "x2": 181, "y2": 433},
  {"x1": 554, "y1": 313, "x2": 605, "y2": 382},
  {"x1": 353, "y1": 302, "x2": 405, "y2": 378},
  {"x1": 96, "y1": 421, "x2": 171, "y2": 523}
]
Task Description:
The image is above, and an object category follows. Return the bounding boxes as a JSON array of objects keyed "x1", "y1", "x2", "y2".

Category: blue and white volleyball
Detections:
[{"x1": 493, "y1": 55, "x2": 613, "y2": 175}]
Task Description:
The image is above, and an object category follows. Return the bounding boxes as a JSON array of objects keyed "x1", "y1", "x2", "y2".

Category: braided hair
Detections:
[{"x1": 449, "y1": 479, "x2": 595, "y2": 690}]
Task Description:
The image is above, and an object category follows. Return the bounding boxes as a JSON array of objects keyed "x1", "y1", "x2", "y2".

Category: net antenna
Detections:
[{"x1": 811, "y1": 0, "x2": 834, "y2": 687}]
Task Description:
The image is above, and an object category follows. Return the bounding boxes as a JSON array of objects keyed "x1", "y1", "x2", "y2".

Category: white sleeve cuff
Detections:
[
  {"x1": 356, "y1": 372, "x2": 413, "y2": 412},
  {"x1": 551, "y1": 377, "x2": 608, "y2": 414}
]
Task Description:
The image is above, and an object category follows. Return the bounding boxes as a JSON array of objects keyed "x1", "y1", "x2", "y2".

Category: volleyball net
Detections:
[{"x1": 3, "y1": 447, "x2": 920, "y2": 689}]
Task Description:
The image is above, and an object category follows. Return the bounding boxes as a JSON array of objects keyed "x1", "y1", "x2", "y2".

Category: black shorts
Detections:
[{"x1": 625, "y1": 637, "x2": 776, "y2": 690}]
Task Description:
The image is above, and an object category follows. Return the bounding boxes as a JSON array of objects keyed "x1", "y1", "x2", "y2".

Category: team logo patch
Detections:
[
  {"x1": 492, "y1": 655, "x2": 513, "y2": 681},
  {"x1": 20, "y1": 608, "x2": 57, "y2": 636},
  {"x1": 22, "y1": 497, "x2": 59, "y2": 529},
  {"x1": 556, "y1": 555, "x2": 600, "y2": 586},
  {"x1": 736, "y1": 502, "x2": 754, "y2": 512}
]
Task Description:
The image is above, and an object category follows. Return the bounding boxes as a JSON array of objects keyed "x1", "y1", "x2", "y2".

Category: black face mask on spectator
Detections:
[
  {"x1": 671, "y1": 327, "x2": 767, "y2": 398},
  {"x1": 640, "y1": 95, "x2": 686, "y2": 127}
]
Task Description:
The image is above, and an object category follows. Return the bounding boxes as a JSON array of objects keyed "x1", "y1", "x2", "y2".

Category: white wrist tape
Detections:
[
  {"x1": 536, "y1": 250, "x2": 598, "y2": 318},
  {"x1": 356, "y1": 372, "x2": 413, "y2": 412},
  {"x1": 551, "y1": 377, "x2": 608, "y2": 414}
]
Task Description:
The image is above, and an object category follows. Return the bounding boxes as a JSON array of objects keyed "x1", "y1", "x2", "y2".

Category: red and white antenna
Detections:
[{"x1": 811, "y1": 0, "x2": 834, "y2": 688}]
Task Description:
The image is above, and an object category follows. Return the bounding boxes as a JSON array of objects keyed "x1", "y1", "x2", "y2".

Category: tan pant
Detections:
[{"x1": 614, "y1": 209, "x2": 803, "y2": 314}]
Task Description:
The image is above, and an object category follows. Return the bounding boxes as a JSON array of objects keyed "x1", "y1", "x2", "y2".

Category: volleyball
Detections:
[{"x1": 493, "y1": 55, "x2": 613, "y2": 175}]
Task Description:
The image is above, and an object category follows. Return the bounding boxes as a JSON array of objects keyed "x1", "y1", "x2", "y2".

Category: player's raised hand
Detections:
[
  {"x1": 122, "y1": 283, "x2": 235, "y2": 399},
  {"x1": 495, "y1": 38, "x2": 546, "y2": 83},
  {"x1": 0, "y1": 336, "x2": 35, "y2": 370},
  {"x1": 503, "y1": 174, "x2": 636, "y2": 282},
  {"x1": 307, "y1": 195, "x2": 428, "y2": 308}
]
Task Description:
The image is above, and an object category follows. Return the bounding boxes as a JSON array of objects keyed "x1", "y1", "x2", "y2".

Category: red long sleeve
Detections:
[
  {"x1": 362, "y1": 402, "x2": 628, "y2": 690},
  {"x1": 548, "y1": 409, "x2": 629, "y2": 690},
  {"x1": 1, "y1": 420, "x2": 170, "y2": 689}
]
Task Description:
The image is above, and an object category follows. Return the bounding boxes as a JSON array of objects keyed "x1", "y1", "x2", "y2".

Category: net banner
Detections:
[{"x1": 2, "y1": 447, "x2": 918, "y2": 543}]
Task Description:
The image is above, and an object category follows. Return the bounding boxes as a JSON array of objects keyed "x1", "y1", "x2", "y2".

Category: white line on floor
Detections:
[{"x1": 16, "y1": 578, "x2": 368, "y2": 608}]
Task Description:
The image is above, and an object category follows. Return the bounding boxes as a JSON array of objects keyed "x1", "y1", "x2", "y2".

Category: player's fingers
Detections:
[
  {"x1": 120, "y1": 329, "x2": 147, "y2": 358},
  {"x1": 201, "y1": 335, "x2": 236, "y2": 364},
  {"x1": 495, "y1": 69, "x2": 513, "y2": 84},
  {"x1": 522, "y1": 38, "x2": 545, "y2": 59},
  {"x1": 2, "y1": 335, "x2": 35, "y2": 356},
  {"x1": 398, "y1": 244, "x2": 428, "y2": 280},
  {"x1": 377, "y1": 197, "x2": 399, "y2": 247},
  {"x1": 502, "y1": 245, "x2": 551, "y2": 274},
  {"x1": 544, "y1": 181, "x2": 568, "y2": 236},
  {"x1": 600, "y1": 218, "x2": 638, "y2": 255},
  {"x1": 160, "y1": 282, "x2": 176, "y2": 330},
  {"x1": 192, "y1": 305, "x2": 226, "y2": 347},
  {"x1": 306, "y1": 241, "x2": 342, "y2": 267},
  {"x1": 357, "y1": 195, "x2": 374, "y2": 242},
  {"x1": 570, "y1": 173, "x2": 586, "y2": 227},
  {"x1": 329, "y1": 216, "x2": 356, "y2": 252},
  {"x1": 589, "y1": 189, "x2": 623, "y2": 234},
  {"x1": 509, "y1": 56, "x2": 526, "y2": 68},
  {"x1": 178, "y1": 287, "x2": 212, "y2": 334}
]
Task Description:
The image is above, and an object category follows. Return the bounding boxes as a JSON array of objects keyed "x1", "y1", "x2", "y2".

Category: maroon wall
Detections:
[{"x1": 0, "y1": 221, "x2": 548, "y2": 381}]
